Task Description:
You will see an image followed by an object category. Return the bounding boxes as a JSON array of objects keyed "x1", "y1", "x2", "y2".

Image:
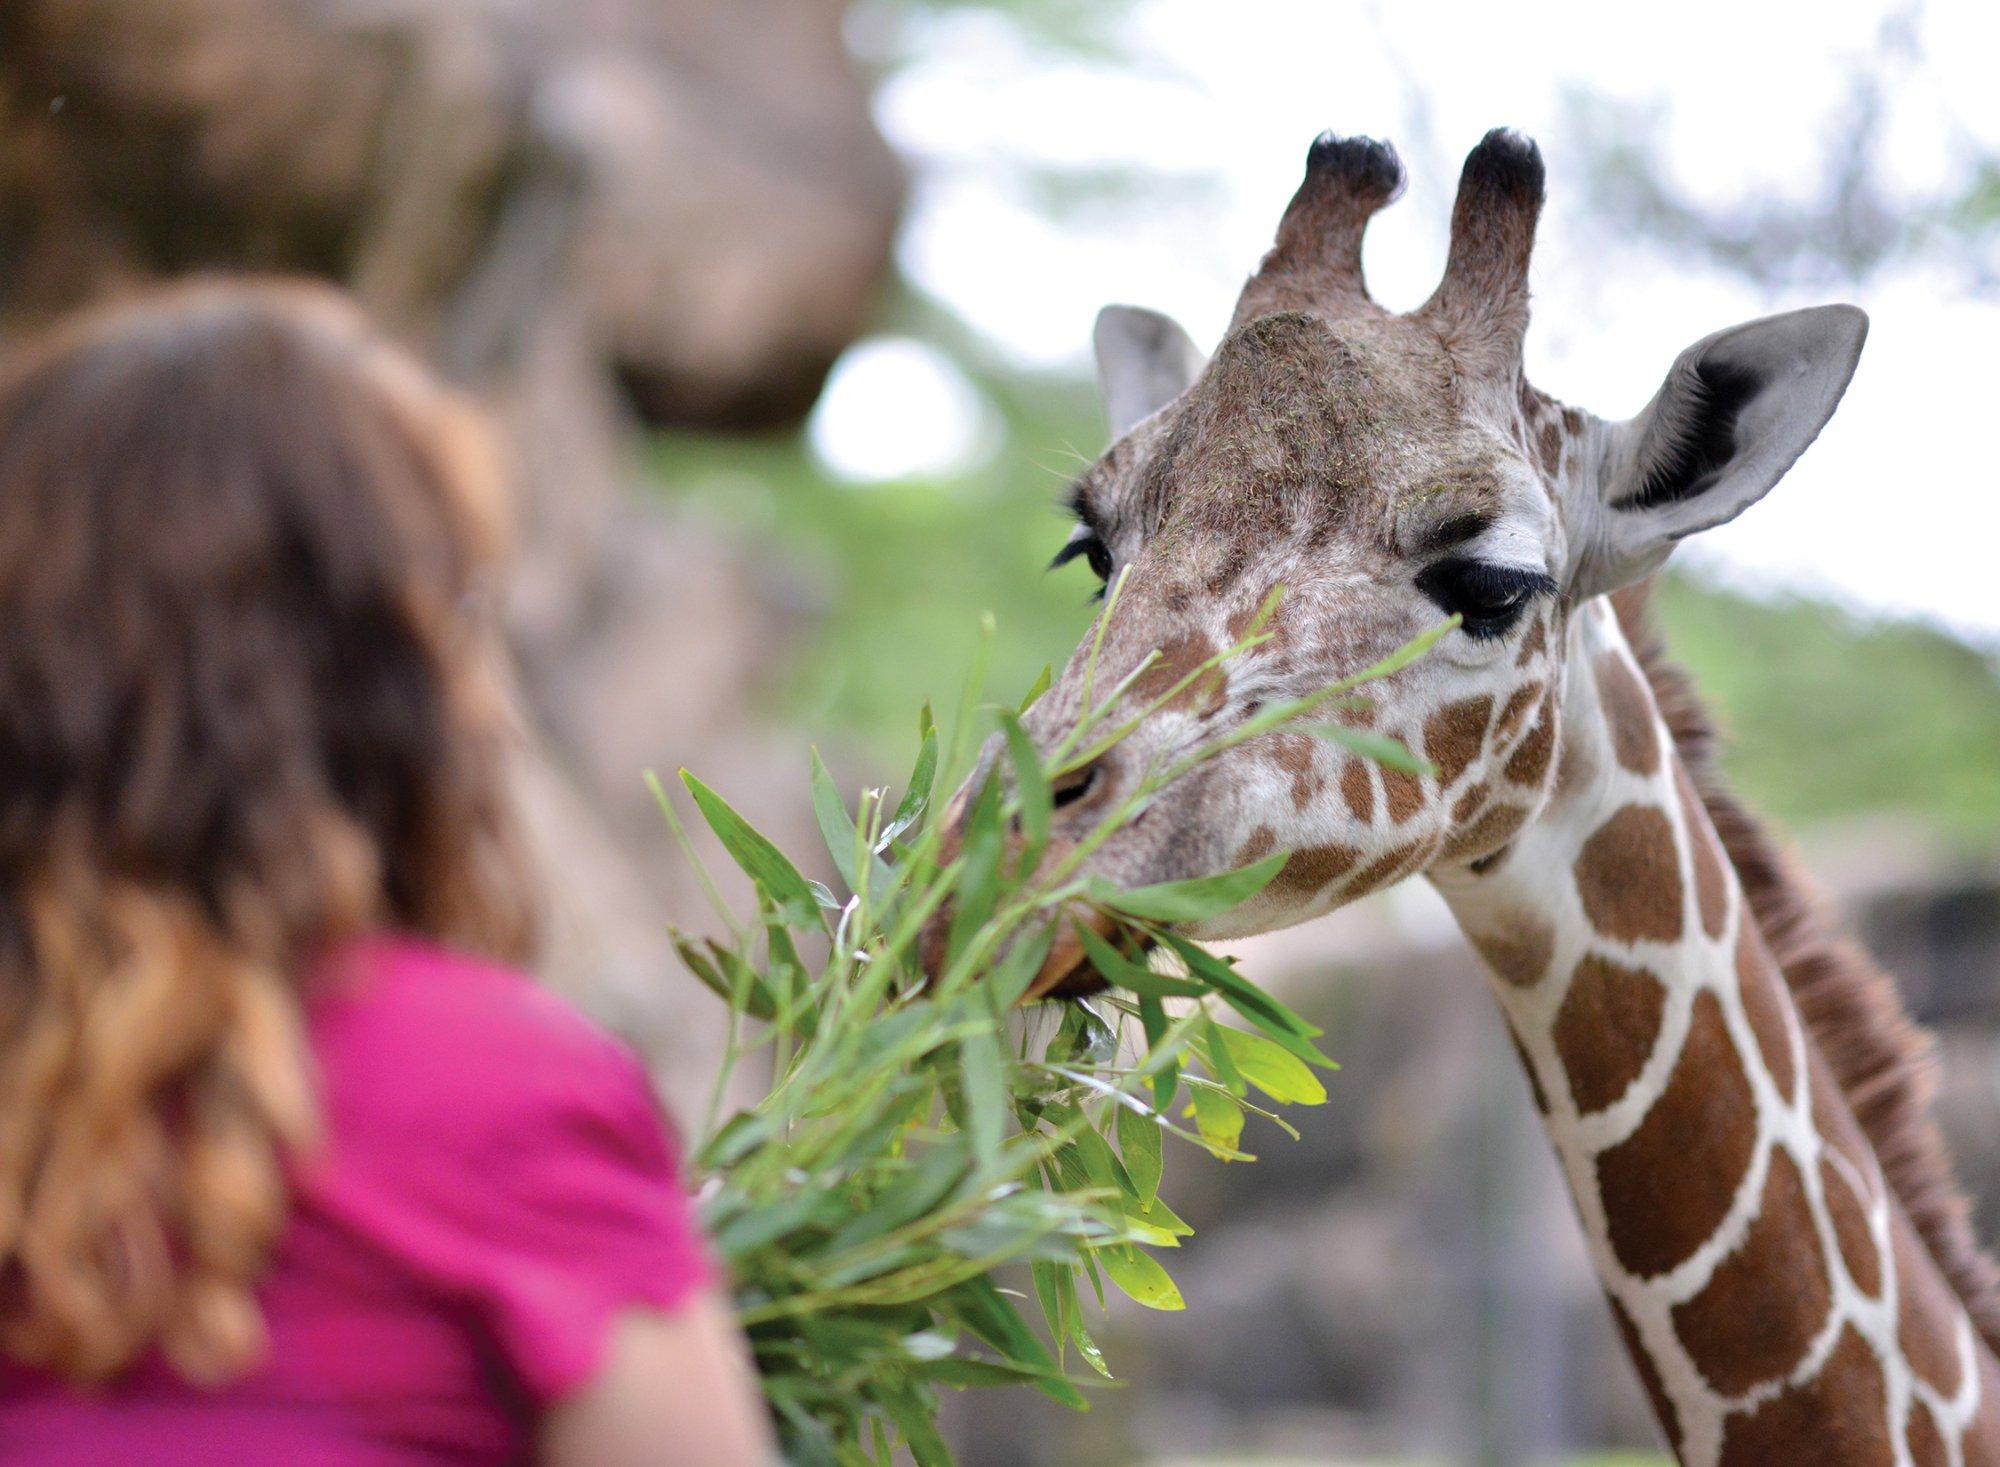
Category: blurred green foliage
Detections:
[
  {"x1": 1655, "y1": 575, "x2": 2000, "y2": 847},
  {"x1": 645, "y1": 356, "x2": 1108, "y2": 743}
]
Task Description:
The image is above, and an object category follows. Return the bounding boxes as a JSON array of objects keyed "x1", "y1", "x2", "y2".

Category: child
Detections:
[{"x1": 0, "y1": 281, "x2": 774, "y2": 1465}]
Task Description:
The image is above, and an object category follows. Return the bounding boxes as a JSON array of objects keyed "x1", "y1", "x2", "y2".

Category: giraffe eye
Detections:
[
  {"x1": 1051, "y1": 530, "x2": 1114, "y2": 589},
  {"x1": 1417, "y1": 559, "x2": 1555, "y2": 639}
]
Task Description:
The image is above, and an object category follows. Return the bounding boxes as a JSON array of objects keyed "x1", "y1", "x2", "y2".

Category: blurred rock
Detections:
[
  {"x1": 0, "y1": 0, "x2": 904, "y2": 1078},
  {"x1": 0, "y1": 0, "x2": 902, "y2": 424},
  {"x1": 559, "y1": 0, "x2": 904, "y2": 427}
]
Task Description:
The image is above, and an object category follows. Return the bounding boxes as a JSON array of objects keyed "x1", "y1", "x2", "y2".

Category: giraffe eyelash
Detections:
[
  {"x1": 1416, "y1": 558, "x2": 1556, "y2": 638},
  {"x1": 1051, "y1": 529, "x2": 1115, "y2": 593}
]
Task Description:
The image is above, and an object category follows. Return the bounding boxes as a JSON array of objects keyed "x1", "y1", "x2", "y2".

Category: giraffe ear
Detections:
[
  {"x1": 1569, "y1": 305, "x2": 1867, "y2": 598},
  {"x1": 1093, "y1": 305, "x2": 1205, "y2": 439}
]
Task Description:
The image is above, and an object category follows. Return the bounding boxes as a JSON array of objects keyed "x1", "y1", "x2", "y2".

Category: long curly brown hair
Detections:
[{"x1": 0, "y1": 279, "x2": 539, "y2": 1384}]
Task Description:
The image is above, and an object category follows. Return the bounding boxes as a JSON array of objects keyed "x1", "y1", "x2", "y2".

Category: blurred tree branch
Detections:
[{"x1": 1561, "y1": 8, "x2": 2000, "y2": 294}]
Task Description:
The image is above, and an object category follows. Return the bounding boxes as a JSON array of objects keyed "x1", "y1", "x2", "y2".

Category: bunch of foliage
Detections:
[{"x1": 657, "y1": 587, "x2": 1448, "y2": 1464}]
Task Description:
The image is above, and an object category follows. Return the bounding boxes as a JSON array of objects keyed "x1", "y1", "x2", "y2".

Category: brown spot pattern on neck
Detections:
[{"x1": 1613, "y1": 579, "x2": 2000, "y2": 1357}]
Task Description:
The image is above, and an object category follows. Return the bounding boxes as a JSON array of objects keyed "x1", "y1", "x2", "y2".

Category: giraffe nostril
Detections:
[{"x1": 1051, "y1": 760, "x2": 1102, "y2": 811}]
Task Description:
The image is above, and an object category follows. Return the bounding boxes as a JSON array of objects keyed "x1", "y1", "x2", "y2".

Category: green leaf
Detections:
[
  {"x1": 808, "y1": 749, "x2": 897, "y2": 900},
  {"x1": 1137, "y1": 995, "x2": 1177, "y2": 1112},
  {"x1": 1042, "y1": 1262, "x2": 1110, "y2": 1378},
  {"x1": 672, "y1": 934, "x2": 776, "y2": 1021},
  {"x1": 875, "y1": 1383, "x2": 954, "y2": 1467},
  {"x1": 1080, "y1": 1249, "x2": 1106, "y2": 1309},
  {"x1": 710, "y1": 1181, "x2": 844, "y2": 1256},
  {"x1": 1338, "y1": 615, "x2": 1460, "y2": 686},
  {"x1": 759, "y1": 920, "x2": 819, "y2": 1040},
  {"x1": 886, "y1": 724, "x2": 940, "y2": 843},
  {"x1": 808, "y1": 747, "x2": 860, "y2": 892},
  {"x1": 945, "y1": 773, "x2": 1006, "y2": 966},
  {"x1": 1199, "y1": 1011, "x2": 1247, "y2": 1097},
  {"x1": 1000, "y1": 712, "x2": 1051, "y2": 873},
  {"x1": 679, "y1": 770, "x2": 822, "y2": 926},
  {"x1": 824, "y1": 1146, "x2": 966, "y2": 1254},
  {"x1": 1061, "y1": 1121, "x2": 1189, "y2": 1243},
  {"x1": 940, "y1": 612, "x2": 997, "y2": 807},
  {"x1": 1091, "y1": 851, "x2": 1286, "y2": 924},
  {"x1": 1097, "y1": 1244, "x2": 1185, "y2": 1310},
  {"x1": 1073, "y1": 923, "x2": 1205, "y2": 1000},
  {"x1": 987, "y1": 923, "x2": 1054, "y2": 1011},
  {"x1": 942, "y1": 1278, "x2": 1087, "y2": 1409},
  {"x1": 1067, "y1": 1300, "x2": 1111, "y2": 1378},
  {"x1": 1193, "y1": 618, "x2": 1459, "y2": 764},
  {"x1": 1189, "y1": 1085, "x2": 1246, "y2": 1154},
  {"x1": 958, "y1": 1028, "x2": 1006, "y2": 1163},
  {"x1": 1072, "y1": 1125, "x2": 1136, "y2": 1201},
  {"x1": 693, "y1": 1108, "x2": 774, "y2": 1172},
  {"x1": 1303, "y1": 722, "x2": 1435, "y2": 776},
  {"x1": 1047, "y1": 1137, "x2": 1095, "y2": 1195},
  {"x1": 1129, "y1": 1188, "x2": 1192, "y2": 1240},
  {"x1": 915, "y1": 1358, "x2": 1065, "y2": 1390},
  {"x1": 1162, "y1": 935, "x2": 1336, "y2": 1068},
  {"x1": 1031, "y1": 1259, "x2": 1070, "y2": 1357},
  {"x1": 1018, "y1": 662, "x2": 1053, "y2": 714},
  {"x1": 1116, "y1": 1101, "x2": 1163, "y2": 1205},
  {"x1": 1215, "y1": 1025, "x2": 1328, "y2": 1105}
]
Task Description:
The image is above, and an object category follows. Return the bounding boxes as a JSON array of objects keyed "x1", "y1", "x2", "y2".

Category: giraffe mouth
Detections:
[
  {"x1": 916, "y1": 839, "x2": 1157, "y2": 1003},
  {"x1": 1021, "y1": 905, "x2": 1155, "y2": 1004}
]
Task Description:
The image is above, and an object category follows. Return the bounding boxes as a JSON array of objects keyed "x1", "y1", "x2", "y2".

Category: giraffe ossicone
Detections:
[{"x1": 934, "y1": 128, "x2": 2000, "y2": 1464}]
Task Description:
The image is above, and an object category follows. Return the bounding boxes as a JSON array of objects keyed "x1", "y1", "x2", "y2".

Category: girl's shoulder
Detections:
[
  {"x1": 305, "y1": 934, "x2": 669, "y2": 1174},
  {"x1": 314, "y1": 933, "x2": 617, "y2": 1051},
  {"x1": 296, "y1": 935, "x2": 713, "y2": 1406}
]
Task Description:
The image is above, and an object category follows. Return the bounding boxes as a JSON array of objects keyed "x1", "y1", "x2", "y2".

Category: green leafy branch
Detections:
[{"x1": 658, "y1": 592, "x2": 1451, "y2": 1466}]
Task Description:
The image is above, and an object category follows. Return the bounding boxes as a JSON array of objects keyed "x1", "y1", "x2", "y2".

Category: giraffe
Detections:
[{"x1": 941, "y1": 130, "x2": 2000, "y2": 1463}]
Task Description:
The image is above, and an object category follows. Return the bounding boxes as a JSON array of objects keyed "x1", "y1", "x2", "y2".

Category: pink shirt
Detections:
[{"x1": 0, "y1": 936, "x2": 716, "y2": 1465}]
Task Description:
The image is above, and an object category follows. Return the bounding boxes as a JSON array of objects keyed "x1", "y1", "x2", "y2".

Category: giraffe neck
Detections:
[{"x1": 1430, "y1": 600, "x2": 2000, "y2": 1466}]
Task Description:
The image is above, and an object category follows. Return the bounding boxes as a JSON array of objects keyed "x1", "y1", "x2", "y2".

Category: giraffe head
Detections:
[{"x1": 944, "y1": 130, "x2": 1864, "y2": 992}]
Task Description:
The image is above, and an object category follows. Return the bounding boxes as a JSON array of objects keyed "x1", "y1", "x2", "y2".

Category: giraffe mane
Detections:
[{"x1": 1611, "y1": 577, "x2": 2000, "y2": 1356}]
